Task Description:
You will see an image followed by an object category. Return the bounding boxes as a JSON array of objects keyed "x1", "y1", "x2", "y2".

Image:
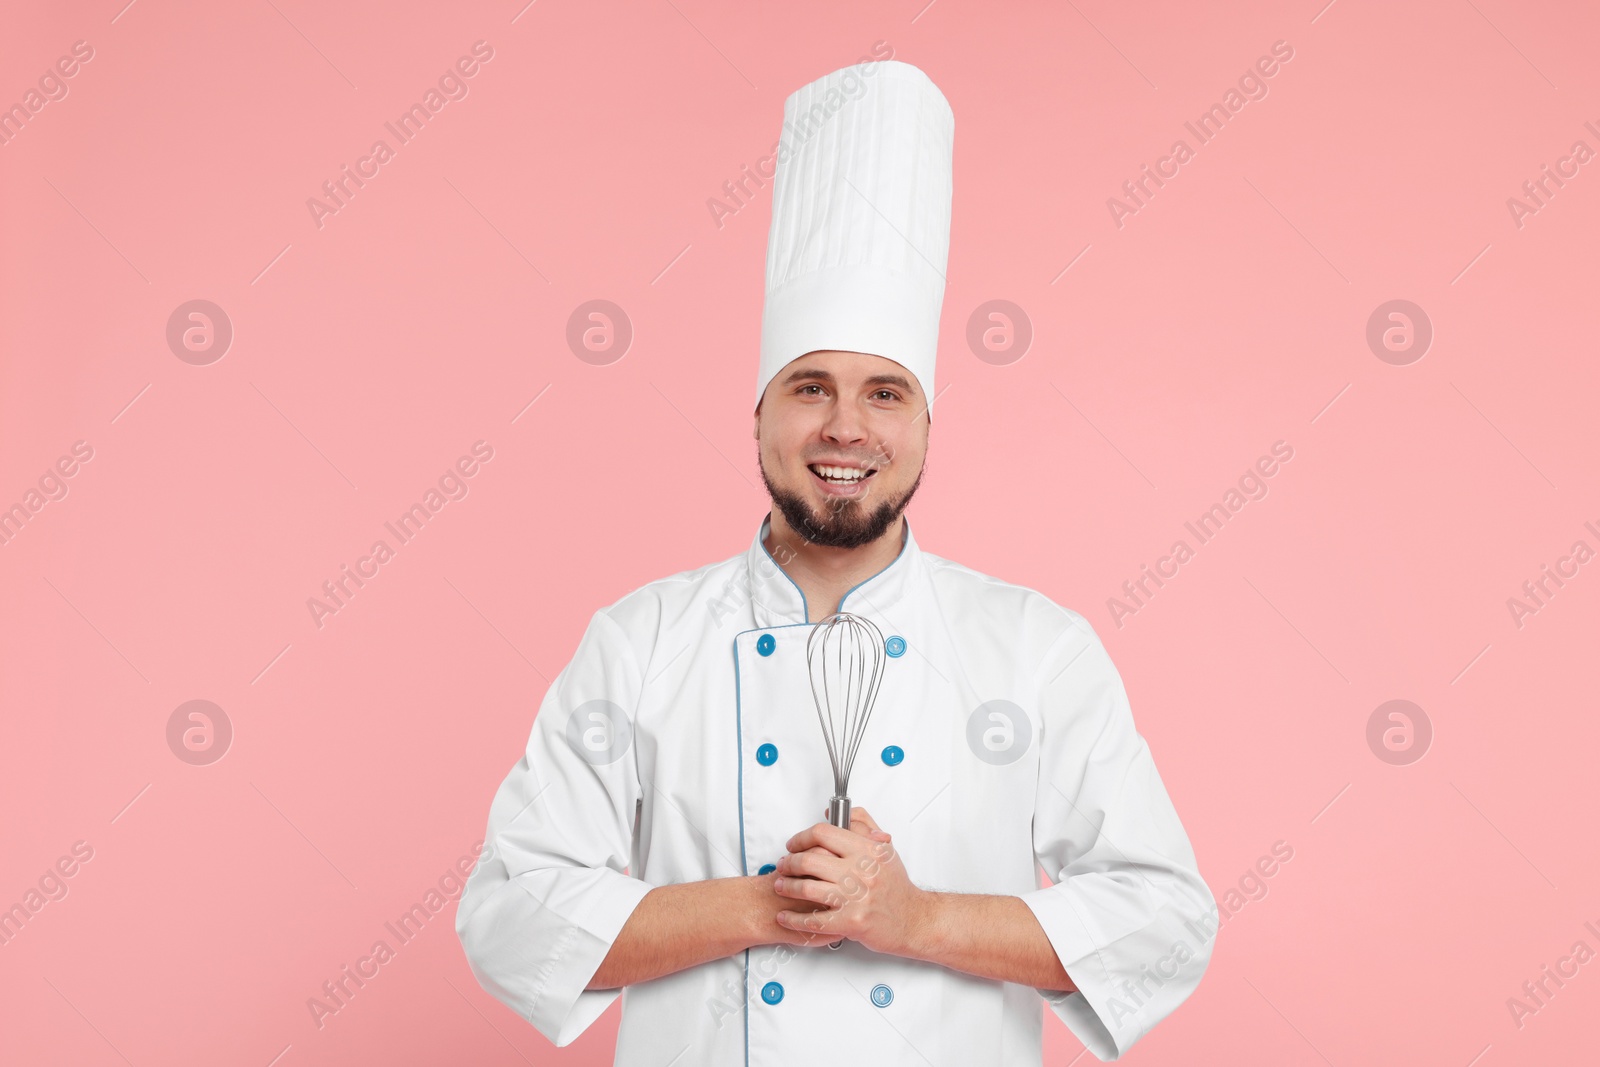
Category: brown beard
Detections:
[{"x1": 758, "y1": 451, "x2": 924, "y2": 549}]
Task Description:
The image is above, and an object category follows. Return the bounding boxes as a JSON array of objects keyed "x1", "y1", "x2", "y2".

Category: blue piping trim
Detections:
[
  {"x1": 758, "y1": 514, "x2": 912, "y2": 622},
  {"x1": 837, "y1": 516, "x2": 912, "y2": 613},
  {"x1": 733, "y1": 635, "x2": 749, "y2": 1065},
  {"x1": 758, "y1": 517, "x2": 810, "y2": 622},
  {"x1": 734, "y1": 640, "x2": 748, "y2": 878},
  {"x1": 733, "y1": 618, "x2": 827, "y2": 1066},
  {"x1": 735, "y1": 513, "x2": 911, "y2": 1064}
]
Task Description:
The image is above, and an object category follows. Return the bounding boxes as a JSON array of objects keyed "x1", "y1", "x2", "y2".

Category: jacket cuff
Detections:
[
  {"x1": 1019, "y1": 884, "x2": 1144, "y2": 1061},
  {"x1": 459, "y1": 870, "x2": 654, "y2": 1046}
]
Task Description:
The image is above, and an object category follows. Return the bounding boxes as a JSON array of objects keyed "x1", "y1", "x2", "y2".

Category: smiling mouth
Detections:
[{"x1": 808, "y1": 463, "x2": 878, "y2": 486}]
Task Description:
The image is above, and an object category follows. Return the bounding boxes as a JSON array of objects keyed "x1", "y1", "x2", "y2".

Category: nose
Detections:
[{"x1": 820, "y1": 396, "x2": 869, "y2": 447}]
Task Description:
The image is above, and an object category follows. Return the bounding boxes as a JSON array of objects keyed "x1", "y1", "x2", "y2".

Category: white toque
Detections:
[{"x1": 756, "y1": 59, "x2": 955, "y2": 420}]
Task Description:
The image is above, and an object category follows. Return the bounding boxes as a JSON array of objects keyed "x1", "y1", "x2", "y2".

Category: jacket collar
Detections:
[{"x1": 746, "y1": 513, "x2": 922, "y2": 628}]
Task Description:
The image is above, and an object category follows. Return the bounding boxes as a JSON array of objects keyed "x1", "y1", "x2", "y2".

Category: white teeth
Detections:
[{"x1": 812, "y1": 464, "x2": 870, "y2": 482}]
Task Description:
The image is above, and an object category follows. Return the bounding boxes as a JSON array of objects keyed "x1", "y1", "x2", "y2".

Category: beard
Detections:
[{"x1": 758, "y1": 451, "x2": 924, "y2": 549}]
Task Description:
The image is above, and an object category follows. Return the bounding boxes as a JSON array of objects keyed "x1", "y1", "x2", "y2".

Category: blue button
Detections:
[
  {"x1": 762, "y1": 981, "x2": 784, "y2": 1005},
  {"x1": 757, "y1": 633, "x2": 776, "y2": 656},
  {"x1": 871, "y1": 983, "x2": 893, "y2": 1007},
  {"x1": 758, "y1": 862, "x2": 776, "y2": 875},
  {"x1": 881, "y1": 745, "x2": 904, "y2": 766},
  {"x1": 756, "y1": 743, "x2": 778, "y2": 766},
  {"x1": 885, "y1": 635, "x2": 906, "y2": 657}
]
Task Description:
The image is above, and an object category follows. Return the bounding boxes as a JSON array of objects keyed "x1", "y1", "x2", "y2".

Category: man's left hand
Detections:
[{"x1": 772, "y1": 806, "x2": 929, "y2": 956}]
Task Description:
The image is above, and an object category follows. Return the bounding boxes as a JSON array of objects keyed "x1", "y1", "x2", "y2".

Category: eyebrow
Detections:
[{"x1": 780, "y1": 367, "x2": 916, "y2": 391}]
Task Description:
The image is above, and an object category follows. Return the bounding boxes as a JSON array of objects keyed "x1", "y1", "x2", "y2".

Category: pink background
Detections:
[{"x1": 3, "y1": 0, "x2": 1597, "y2": 1064}]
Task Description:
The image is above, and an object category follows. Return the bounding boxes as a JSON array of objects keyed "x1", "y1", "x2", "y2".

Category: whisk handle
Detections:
[{"x1": 828, "y1": 795, "x2": 851, "y2": 829}]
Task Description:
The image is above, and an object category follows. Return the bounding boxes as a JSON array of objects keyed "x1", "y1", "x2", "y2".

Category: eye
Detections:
[
  {"x1": 799, "y1": 384, "x2": 826, "y2": 396},
  {"x1": 872, "y1": 389, "x2": 900, "y2": 401}
]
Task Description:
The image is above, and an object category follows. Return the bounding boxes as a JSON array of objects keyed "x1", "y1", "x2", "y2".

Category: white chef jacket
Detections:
[{"x1": 456, "y1": 514, "x2": 1217, "y2": 1063}]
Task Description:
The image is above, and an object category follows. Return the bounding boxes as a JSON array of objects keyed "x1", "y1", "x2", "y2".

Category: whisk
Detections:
[{"x1": 805, "y1": 611, "x2": 888, "y2": 829}]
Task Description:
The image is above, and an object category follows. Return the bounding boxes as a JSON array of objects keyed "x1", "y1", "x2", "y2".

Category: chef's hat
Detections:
[{"x1": 756, "y1": 59, "x2": 955, "y2": 420}]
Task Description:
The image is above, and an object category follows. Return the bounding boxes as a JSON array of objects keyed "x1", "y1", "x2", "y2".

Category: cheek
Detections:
[{"x1": 879, "y1": 436, "x2": 923, "y2": 476}]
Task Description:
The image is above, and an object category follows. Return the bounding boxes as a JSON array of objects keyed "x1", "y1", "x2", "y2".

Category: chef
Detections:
[{"x1": 456, "y1": 58, "x2": 1216, "y2": 1064}]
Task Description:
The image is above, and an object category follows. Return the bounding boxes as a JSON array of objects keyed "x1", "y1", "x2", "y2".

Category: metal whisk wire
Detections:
[{"x1": 805, "y1": 611, "x2": 887, "y2": 829}]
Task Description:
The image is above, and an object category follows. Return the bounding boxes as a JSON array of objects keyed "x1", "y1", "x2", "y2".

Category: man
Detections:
[{"x1": 457, "y1": 59, "x2": 1216, "y2": 1063}]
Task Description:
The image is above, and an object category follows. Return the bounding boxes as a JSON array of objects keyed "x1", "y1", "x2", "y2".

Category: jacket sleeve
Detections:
[
  {"x1": 455, "y1": 607, "x2": 654, "y2": 1046},
  {"x1": 1018, "y1": 611, "x2": 1217, "y2": 1061}
]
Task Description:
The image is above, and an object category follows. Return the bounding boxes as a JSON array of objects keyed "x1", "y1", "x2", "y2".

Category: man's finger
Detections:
[
  {"x1": 773, "y1": 873, "x2": 845, "y2": 907},
  {"x1": 786, "y1": 821, "x2": 857, "y2": 857},
  {"x1": 779, "y1": 847, "x2": 848, "y2": 884},
  {"x1": 777, "y1": 906, "x2": 841, "y2": 936},
  {"x1": 822, "y1": 810, "x2": 878, "y2": 839},
  {"x1": 848, "y1": 806, "x2": 882, "y2": 835}
]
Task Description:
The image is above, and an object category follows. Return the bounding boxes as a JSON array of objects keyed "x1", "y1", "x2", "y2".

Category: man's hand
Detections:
[
  {"x1": 771, "y1": 806, "x2": 929, "y2": 956},
  {"x1": 746, "y1": 872, "x2": 830, "y2": 949}
]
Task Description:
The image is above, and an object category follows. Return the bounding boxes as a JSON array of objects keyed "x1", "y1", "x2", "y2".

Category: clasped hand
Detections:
[{"x1": 768, "y1": 806, "x2": 925, "y2": 955}]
